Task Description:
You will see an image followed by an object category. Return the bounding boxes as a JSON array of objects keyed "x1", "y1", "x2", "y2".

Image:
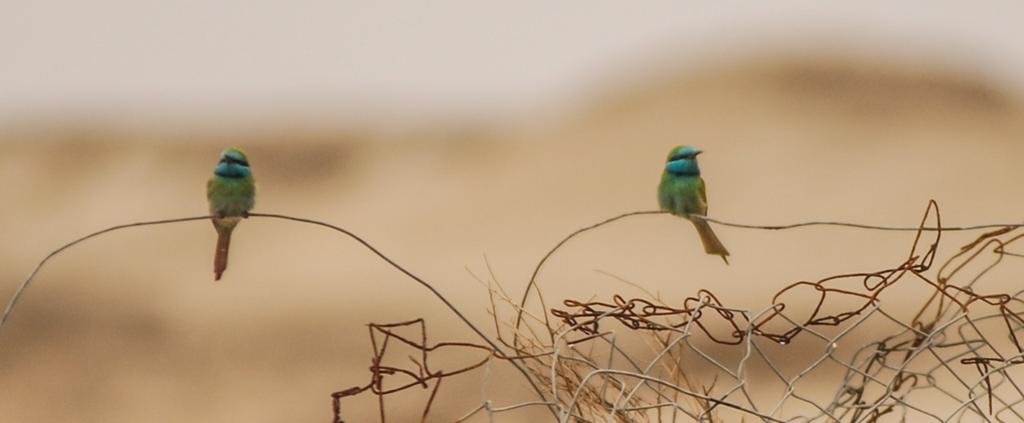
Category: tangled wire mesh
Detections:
[{"x1": 334, "y1": 201, "x2": 1024, "y2": 422}]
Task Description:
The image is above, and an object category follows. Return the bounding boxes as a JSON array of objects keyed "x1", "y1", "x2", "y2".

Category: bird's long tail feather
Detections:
[
  {"x1": 214, "y1": 225, "x2": 233, "y2": 281},
  {"x1": 691, "y1": 218, "x2": 730, "y2": 264}
]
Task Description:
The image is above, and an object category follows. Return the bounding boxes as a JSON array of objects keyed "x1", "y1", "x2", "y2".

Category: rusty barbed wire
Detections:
[
  {"x1": 336, "y1": 201, "x2": 1024, "y2": 422},
  {"x1": 552, "y1": 200, "x2": 946, "y2": 346},
  {"x1": 511, "y1": 210, "x2": 1024, "y2": 352},
  {"x1": 331, "y1": 319, "x2": 502, "y2": 423}
]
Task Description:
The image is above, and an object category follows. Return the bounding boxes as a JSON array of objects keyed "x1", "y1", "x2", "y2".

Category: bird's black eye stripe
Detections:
[
  {"x1": 220, "y1": 157, "x2": 249, "y2": 166},
  {"x1": 668, "y1": 153, "x2": 695, "y2": 161}
]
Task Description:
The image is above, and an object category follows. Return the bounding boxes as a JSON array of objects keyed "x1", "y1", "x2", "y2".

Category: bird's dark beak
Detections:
[{"x1": 694, "y1": 150, "x2": 704, "y2": 156}]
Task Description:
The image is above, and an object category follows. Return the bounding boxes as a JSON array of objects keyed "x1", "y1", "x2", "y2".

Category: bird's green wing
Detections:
[{"x1": 699, "y1": 177, "x2": 709, "y2": 213}]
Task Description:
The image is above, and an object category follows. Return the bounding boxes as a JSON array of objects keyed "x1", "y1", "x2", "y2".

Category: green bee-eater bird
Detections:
[
  {"x1": 658, "y1": 145, "x2": 730, "y2": 263},
  {"x1": 206, "y1": 148, "x2": 256, "y2": 281}
]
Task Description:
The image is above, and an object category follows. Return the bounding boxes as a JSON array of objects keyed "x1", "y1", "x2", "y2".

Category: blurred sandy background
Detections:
[{"x1": 3, "y1": 2, "x2": 1024, "y2": 422}]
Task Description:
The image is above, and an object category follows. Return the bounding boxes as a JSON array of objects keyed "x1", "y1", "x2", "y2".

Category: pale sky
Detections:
[{"x1": 2, "y1": 1, "x2": 1023, "y2": 125}]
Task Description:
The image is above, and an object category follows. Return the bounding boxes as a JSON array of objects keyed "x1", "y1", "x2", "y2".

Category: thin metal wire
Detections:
[
  {"x1": 7, "y1": 206, "x2": 1024, "y2": 421},
  {"x1": 0, "y1": 215, "x2": 212, "y2": 328},
  {"x1": 0, "y1": 212, "x2": 560, "y2": 418}
]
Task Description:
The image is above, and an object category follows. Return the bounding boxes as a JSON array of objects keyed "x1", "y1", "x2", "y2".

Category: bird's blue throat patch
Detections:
[
  {"x1": 215, "y1": 162, "x2": 251, "y2": 178},
  {"x1": 666, "y1": 159, "x2": 700, "y2": 175}
]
